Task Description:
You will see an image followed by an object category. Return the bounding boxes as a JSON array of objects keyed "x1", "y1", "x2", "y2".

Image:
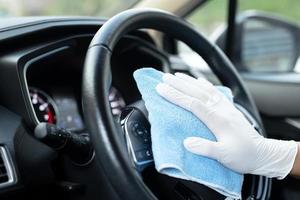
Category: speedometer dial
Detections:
[{"x1": 29, "y1": 87, "x2": 58, "y2": 124}]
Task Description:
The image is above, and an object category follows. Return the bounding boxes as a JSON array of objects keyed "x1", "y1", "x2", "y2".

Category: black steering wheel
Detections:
[{"x1": 82, "y1": 8, "x2": 271, "y2": 200}]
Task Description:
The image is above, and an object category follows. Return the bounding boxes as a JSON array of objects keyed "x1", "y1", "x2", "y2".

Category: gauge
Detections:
[
  {"x1": 29, "y1": 87, "x2": 58, "y2": 124},
  {"x1": 109, "y1": 87, "x2": 126, "y2": 116},
  {"x1": 54, "y1": 95, "x2": 84, "y2": 130}
]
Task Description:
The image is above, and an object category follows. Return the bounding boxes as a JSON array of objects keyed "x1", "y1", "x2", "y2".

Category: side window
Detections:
[
  {"x1": 182, "y1": 0, "x2": 300, "y2": 45},
  {"x1": 188, "y1": 1, "x2": 227, "y2": 37},
  {"x1": 178, "y1": 1, "x2": 227, "y2": 72},
  {"x1": 239, "y1": 1, "x2": 300, "y2": 23},
  {"x1": 179, "y1": 0, "x2": 300, "y2": 73}
]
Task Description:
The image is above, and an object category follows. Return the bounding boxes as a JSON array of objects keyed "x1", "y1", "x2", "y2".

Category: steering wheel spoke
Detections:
[{"x1": 120, "y1": 102, "x2": 154, "y2": 172}]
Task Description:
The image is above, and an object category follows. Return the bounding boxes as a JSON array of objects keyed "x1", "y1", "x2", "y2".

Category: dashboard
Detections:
[
  {"x1": 23, "y1": 33, "x2": 169, "y2": 131},
  {"x1": 0, "y1": 17, "x2": 172, "y2": 198},
  {"x1": 0, "y1": 21, "x2": 169, "y2": 132}
]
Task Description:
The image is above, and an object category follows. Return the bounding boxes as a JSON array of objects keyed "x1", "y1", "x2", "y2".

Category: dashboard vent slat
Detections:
[
  {"x1": 0, "y1": 147, "x2": 15, "y2": 187},
  {"x1": 0, "y1": 150, "x2": 8, "y2": 183}
]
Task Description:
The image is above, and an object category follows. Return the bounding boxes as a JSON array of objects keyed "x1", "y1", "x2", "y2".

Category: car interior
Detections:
[{"x1": 0, "y1": 0, "x2": 300, "y2": 200}]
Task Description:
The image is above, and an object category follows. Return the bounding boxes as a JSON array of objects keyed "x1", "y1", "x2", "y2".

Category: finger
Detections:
[
  {"x1": 175, "y1": 72, "x2": 211, "y2": 88},
  {"x1": 162, "y1": 73, "x2": 211, "y2": 105},
  {"x1": 156, "y1": 83, "x2": 207, "y2": 112},
  {"x1": 183, "y1": 137, "x2": 220, "y2": 160},
  {"x1": 175, "y1": 72, "x2": 218, "y2": 95},
  {"x1": 197, "y1": 77, "x2": 215, "y2": 88}
]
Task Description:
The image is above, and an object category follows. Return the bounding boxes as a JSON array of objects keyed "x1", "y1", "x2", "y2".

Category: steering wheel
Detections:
[{"x1": 82, "y1": 8, "x2": 270, "y2": 200}]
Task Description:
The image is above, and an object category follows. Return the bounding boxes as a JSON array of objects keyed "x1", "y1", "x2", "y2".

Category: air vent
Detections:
[
  {"x1": 0, "y1": 147, "x2": 15, "y2": 187},
  {"x1": 0, "y1": 153, "x2": 8, "y2": 183}
]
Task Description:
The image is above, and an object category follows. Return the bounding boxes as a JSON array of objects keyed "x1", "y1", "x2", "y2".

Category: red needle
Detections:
[{"x1": 47, "y1": 110, "x2": 55, "y2": 124}]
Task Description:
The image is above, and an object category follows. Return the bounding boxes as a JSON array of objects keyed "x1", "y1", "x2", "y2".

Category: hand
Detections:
[{"x1": 156, "y1": 72, "x2": 298, "y2": 179}]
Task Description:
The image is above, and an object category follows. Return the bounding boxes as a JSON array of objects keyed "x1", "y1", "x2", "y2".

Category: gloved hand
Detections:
[{"x1": 156, "y1": 72, "x2": 298, "y2": 179}]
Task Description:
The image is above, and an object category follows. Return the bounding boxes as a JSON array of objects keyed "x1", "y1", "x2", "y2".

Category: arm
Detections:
[
  {"x1": 156, "y1": 72, "x2": 298, "y2": 179},
  {"x1": 291, "y1": 143, "x2": 300, "y2": 176}
]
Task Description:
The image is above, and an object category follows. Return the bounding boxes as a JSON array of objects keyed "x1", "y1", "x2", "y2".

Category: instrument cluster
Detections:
[{"x1": 29, "y1": 86, "x2": 126, "y2": 130}]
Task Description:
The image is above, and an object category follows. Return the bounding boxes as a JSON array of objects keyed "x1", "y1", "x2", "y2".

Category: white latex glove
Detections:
[{"x1": 156, "y1": 72, "x2": 298, "y2": 179}]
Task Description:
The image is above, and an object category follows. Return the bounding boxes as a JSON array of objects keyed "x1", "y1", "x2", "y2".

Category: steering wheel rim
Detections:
[{"x1": 82, "y1": 8, "x2": 266, "y2": 200}]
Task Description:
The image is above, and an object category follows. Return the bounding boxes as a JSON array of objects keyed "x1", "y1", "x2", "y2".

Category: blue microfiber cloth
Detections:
[{"x1": 133, "y1": 68, "x2": 243, "y2": 199}]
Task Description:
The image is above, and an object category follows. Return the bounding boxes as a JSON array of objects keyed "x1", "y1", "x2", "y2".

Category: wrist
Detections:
[
  {"x1": 274, "y1": 139, "x2": 298, "y2": 179},
  {"x1": 290, "y1": 142, "x2": 300, "y2": 176},
  {"x1": 252, "y1": 139, "x2": 298, "y2": 179}
]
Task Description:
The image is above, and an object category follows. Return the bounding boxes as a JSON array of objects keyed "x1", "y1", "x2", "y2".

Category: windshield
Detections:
[{"x1": 0, "y1": 0, "x2": 139, "y2": 17}]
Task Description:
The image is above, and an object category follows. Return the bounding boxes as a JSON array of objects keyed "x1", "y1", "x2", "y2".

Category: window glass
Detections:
[
  {"x1": 187, "y1": 0, "x2": 300, "y2": 38},
  {"x1": 239, "y1": 0, "x2": 300, "y2": 24},
  {"x1": 178, "y1": 1, "x2": 227, "y2": 73},
  {"x1": 188, "y1": 0, "x2": 227, "y2": 37},
  {"x1": 0, "y1": 0, "x2": 139, "y2": 17},
  {"x1": 180, "y1": 0, "x2": 300, "y2": 73}
]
